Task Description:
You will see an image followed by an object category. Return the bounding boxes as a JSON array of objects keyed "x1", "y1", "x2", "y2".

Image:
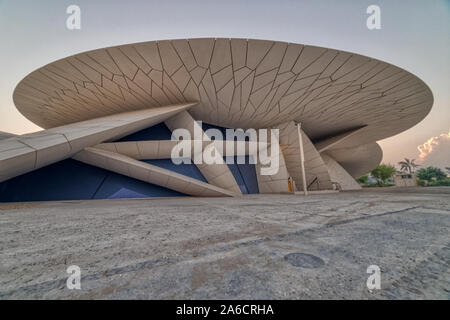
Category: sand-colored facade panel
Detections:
[
  {"x1": 114, "y1": 141, "x2": 141, "y2": 159},
  {"x1": 12, "y1": 39, "x2": 432, "y2": 152},
  {"x1": 321, "y1": 153, "x2": 361, "y2": 190},
  {"x1": 314, "y1": 126, "x2": 366, "y2": 153},
  {"x1": 101, "y1": 140, "x2": 263, "y2": 161},
  {"x1": 324, "y1": 142, "x2": 383, "y2": 178},
  {"x1": 0, "y1": 104, "x2": 194, "y2": 183},
  {"x1": 255, "y1": 145, "x2": 291, "y2": 193},
  {"x1": 0, "y1": 145, "x2": 36, "y2": 182}
]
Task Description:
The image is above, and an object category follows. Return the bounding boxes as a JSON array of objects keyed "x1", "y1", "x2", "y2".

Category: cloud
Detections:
[{"x1": 417, "y1": 131, "x2": 450, "y2": 169}]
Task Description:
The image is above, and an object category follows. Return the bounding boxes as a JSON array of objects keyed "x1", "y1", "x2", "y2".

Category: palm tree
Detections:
[
  {"x1": 410, "y1": 159, "x2": 420, "y2": 173},
  {"x1": 398, "y1": 158, "x2": 420, "y2": 173},
  {"x1": 399, "y1": 158, "x2": 412, "y2": 173}
]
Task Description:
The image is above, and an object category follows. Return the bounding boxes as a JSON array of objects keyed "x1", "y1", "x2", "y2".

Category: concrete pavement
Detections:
[{"x1": 0, "y1": 187, "x2": 449, "y2": 299}]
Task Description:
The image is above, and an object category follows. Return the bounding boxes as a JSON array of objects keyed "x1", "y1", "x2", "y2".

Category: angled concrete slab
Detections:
[
  {"x1": 164, "y1": 110, "x2": 242, "y2": 194},
  {"x1": 314, "y1": 126, "x2": 366, "y2": 153},
  {"x1": 94, "y1": 140, "x2": 265, "y2": 160},
  {"x1": 0, "y1": 103, "x2": 195, "y2": 183},
  {"x1": 73, "y1": 147, "x2": 236, "y2": 197}
]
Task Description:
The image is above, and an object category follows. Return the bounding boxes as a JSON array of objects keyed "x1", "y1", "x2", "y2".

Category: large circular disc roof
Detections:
[{"x1": 13, "y1": 38, "x2": 433, "y2": 148}]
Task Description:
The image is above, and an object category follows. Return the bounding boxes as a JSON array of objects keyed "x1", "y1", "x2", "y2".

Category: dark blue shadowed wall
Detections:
[
  {"x1": 0, "y1": 122, "x2": 261, "y2": 202},
  {"x1": 114, "y1": 122, "x2": 173, "y2": 142},
  {"x1": 225, "y1": 156, "x2": 259, "y2": 194},
  {"x1": 202, "y1": 122, "x2": 228, "y2": 139},
  {"x1": 203, "y1": 122, "x2": 259, "y2": 194},
  {"x1": 0, "y1": 159, "x2": 187, "y2": 202},
  {"x1": 203, "y1": 123, "x2": 259, "y2": 194},
  {"x1": 142, "y1": 159, "x2": 207, "y2": 183}
]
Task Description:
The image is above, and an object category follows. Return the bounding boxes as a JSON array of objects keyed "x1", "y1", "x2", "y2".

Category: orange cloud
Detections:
[{"x1": 417, "y1": 131, "x2": 450, "y2": 166}]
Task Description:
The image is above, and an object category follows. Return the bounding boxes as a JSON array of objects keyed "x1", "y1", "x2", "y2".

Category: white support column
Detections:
[
  {"x1": 296, "y1": 122, "x2": 308, "y2": 196},
  {"x1": 277, "y1": 121, "x2": 333, "y2": 192}
]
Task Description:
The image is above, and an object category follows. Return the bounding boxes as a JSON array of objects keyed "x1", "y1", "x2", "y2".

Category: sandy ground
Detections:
[{"x1": 0, "y1": 187, "x2": 449, "y2": 299}]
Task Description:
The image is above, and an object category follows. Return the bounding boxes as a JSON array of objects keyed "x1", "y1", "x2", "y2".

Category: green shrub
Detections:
[
  {"x1": 416, "y1": 167, "x2": 446, "y2": 181},
  {"x1": 428, "y1": 178, "x2": 450, "y2": 187},
  {"x1": 417, "y1": 179, "x2": 426, "y2": 187},
  {"x1": 370, "y1": 164, "x2": 396, "y2": 187},
  {"x1": 357, "y1": 175, "x2": 369, "y2": 184},
  {"x1": 417, "y1": 177, "x2": 450, "y2": 187}
]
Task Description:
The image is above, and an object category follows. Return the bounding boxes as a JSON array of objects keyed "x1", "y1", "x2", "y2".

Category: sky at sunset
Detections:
[{"x1": 0, "y1": 0, "x2": 449, "y2": 170}]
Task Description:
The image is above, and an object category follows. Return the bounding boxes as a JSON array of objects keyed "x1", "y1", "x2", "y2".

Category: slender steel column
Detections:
[{"x1": 296, "y1": 122, "x2": 308, "y2": 196}]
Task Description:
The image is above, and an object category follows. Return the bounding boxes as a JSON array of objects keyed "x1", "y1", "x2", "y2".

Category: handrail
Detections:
[{"x1": 307, "y1": 177, "x2": 318, "y2": 190}]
